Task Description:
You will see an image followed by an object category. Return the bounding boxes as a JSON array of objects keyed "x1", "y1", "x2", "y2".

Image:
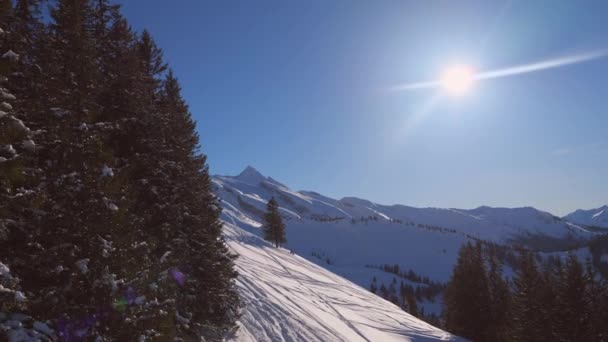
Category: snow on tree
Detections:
[{"x1": 0, "y1": 1, "x2": 239, "y2": 340}]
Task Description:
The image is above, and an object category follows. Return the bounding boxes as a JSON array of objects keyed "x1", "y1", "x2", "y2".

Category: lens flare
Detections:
[{"x1": 389, "y1": 49, "x2": 608, "y2": 93}]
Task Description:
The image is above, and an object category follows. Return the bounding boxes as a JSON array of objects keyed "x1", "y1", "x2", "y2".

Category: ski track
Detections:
[{"x1": 224, "y1": 223, "x2": 462, "y2": 342}]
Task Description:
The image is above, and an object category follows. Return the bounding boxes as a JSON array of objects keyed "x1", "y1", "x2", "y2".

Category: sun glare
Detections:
[{"x1": 440, "y1": 65, "x2": 476, "y2": 96}]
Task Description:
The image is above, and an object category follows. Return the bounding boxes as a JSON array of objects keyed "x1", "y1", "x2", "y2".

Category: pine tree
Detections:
[
  {"x1": 589, "y1": 262, "x2": 608, "y2": 341},
  {"x1": 485, "y1": 245, "x2": 511, "y2": 342},
  {"x1": 263, "y1": 197, "x2": 287, "y2": 247},
  {"x1": 0, "y1": 0, "x2": 239, "y2": 339},
  {"x1": 0, "y1": 0, "x2": 35, "y2": 314},
  {"x1": 554, "y1": 254, "x2": 591, "y2": 341},
  {"x1": 511, "y1": 249, "x2": 547, "y2": 342},
  {"x1": 405, "y1": 292, "x2": 419, "y2": 317},
  {"x1": 443, "y1": 242, "x2": 491, "y2": 341}
]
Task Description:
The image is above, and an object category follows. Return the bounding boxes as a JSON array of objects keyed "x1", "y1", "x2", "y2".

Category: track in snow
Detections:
[{"x1": 224, "y1": 223, "x2": 462, "y2": 342}]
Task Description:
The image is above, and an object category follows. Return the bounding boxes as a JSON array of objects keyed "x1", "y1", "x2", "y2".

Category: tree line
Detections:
[
  {"x1": 444, "y1": 241, "x2": 608, "y2": 341},
  {"x1": 0, "y1": 0, "x2": 238, "y2": 340}
]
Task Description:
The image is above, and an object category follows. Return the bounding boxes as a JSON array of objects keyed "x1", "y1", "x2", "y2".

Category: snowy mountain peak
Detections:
[
  {"x1": 231, "y1": 165, "x2": 287, "y2": 188},
  {"x1": 564, "y1": 205, "x2": 608, "y2": 228},
  {"x1": 237, "y1": 165, "x2": 266, "y2": 182}
]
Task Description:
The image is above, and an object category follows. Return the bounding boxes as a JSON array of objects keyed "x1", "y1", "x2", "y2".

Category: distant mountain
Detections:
[
  {"x1": 564, "y1": 205, "x2": 608, "y2": 229},
  {"x1": 213, "y1": 166, "x2": 597, "y2": 320},
  {"x1": 215, "y1": 166, "x2": 593, "y2": 244}
]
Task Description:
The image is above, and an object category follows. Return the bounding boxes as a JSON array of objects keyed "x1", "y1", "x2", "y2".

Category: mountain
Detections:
[
  {"x1": 213, "y1": 166, "x2": 596, "y2": 319},
  {"x1": 214, "y1": 166, "x2": 593, "y2": 245},
  {"x1": 564, "y1": 205, "x2": 608, "y2": 229},
  {"x1": 224, "y1": 222, "x2": 461, "y2": 341}
]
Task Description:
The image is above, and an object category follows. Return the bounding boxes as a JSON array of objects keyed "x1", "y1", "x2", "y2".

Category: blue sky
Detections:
[{"x1": 119, "y1": 0, "x2": 608, "y2": 215}]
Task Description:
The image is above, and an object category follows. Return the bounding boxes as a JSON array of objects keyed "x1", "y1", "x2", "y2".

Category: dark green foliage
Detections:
[
  {"x1": 0, "y1": 0, "x2": 239, "y2": 340},
  {"x1": 485, "y1": 245, "x2": 511, "y2": 342},
  {"x1": 443, "y1": 242, "x2": 491, "y2": 341},
  {"x1": 263, "y1": 197, "x2": 286, "y2": 247},
  {"x1": 404, "y1": 292, "x2": 419, "y2": 317},
  {"x1": 510, "y1": 249, "x2": 548, "y2": 341},
  {"x1": 445, "y1": 242, "x2": 608, "y2": 341}
]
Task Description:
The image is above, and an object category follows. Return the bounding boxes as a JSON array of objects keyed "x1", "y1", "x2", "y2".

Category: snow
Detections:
[
  {"x1": 564, "y1": 205, "x2": 608, "y2": 228},
  {"x1": 75, "y1": 258, "x2": 90, "y2": 274},
  {"x1": 593, "y1": 210, "x2": 605, "y2": 219},
  {"x1": 160, "y1": 251, "x2": 171, "y2": 263},
  {"x1": 10, "y1": 116, "x2": 29, "y2": 133},
  {"x1": 1, "y1": 101, "x2": 12, "y2": 111},
  {"x1": 134, "y1": 296, "x2": 146, "y2": 305},
  {"x1": 2, "y1": 50, "x2": 19, "y2": 62},
  {"x1": 101, "y1": 165, "x2": 114, "y2": 177},
  {"x1": 50, "y1": 107, "x2": 70, "y2": 117},
  {"x1": 21, "y1": 139, "x2": 36, "y2": 152},
  {"x1": 108, "y1": 203, "x2": 119, "y2": 211},
  {"x1": 4, "y1": 144, "x2": 16, "y2": 155},
  {"x1": 1, "y1": 90, "x2": 16, "y2": 101},
  {"x1": 14, "y1": 291, "x2": 26, "y2": 302},
  {"x1": 0, "y1": 262, "x2": 9, "y2": 277},
  {"x1": 212, "y1": 165, "x2": 603, "y2": 333},
  {"x1": 0, "y1": 313, "x2": 55, "y2": 342},
  {"x1": 216, "y1": 167, "x2": 593, "y2": 245},
  {"x1": 214, "y1": 166, "x2": 595, "y2": 289},
  {"x1": 224, "y1": 223, "x2": 461, "y2": 341},
  {"x1": 33, "y1": 321, "x2": 54, "y2": 337}
]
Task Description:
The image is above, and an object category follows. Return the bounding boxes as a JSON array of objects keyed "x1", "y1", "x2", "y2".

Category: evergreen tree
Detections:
[
  {"x1": 485, "y1": 245, "x2": 511, "y2": 342},
  {"x1": 263, "y1": 197, "x2": 286, "y2": 247},
  {"x1": 554, "y1": 254, "x2": 591, "y2": 341},
  {"x1": 443, "y1": 242, "x2": 491, "y2": 341},
  {"x1": 0, "y1": 0, "x2": 35, "y2": 314},
  {"x1": 405, "y1": 292, "x2": 419, "y2": 317},
  {"x1": 588, "y1": 261, "x2": 608, "y2": 341},
  {"x1": 511, "y1": 249, "x2": 547, "y2": 342},
  {"x1": 0, "y1": 0, "x2": 239, "y2": 339}
]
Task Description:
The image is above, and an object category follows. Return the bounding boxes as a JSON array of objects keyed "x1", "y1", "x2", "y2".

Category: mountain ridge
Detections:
[
  {"x1": 564, "y1": 205, "x2": 608, "y2": 228},
  {"x1": 214, "y1": 166, "x2": 593, "y2": 243}
]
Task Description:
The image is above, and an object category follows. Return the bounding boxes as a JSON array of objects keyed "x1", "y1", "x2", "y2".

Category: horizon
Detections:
[
  {"x1": 216, "y1": 164, "x2": 606, "y2": 217},
  {"x1": 120, "y1": 0, "x2": 608, "y2": 216}
]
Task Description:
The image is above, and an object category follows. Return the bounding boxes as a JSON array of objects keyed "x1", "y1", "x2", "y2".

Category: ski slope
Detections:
[{"x1": 224, "y1": 223, "x2": 462, "y2": 342}]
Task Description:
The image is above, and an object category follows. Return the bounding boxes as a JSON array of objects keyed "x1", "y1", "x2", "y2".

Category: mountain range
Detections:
[{"x1": 216, "y1": 166, "x2": 606, "y2": 341}]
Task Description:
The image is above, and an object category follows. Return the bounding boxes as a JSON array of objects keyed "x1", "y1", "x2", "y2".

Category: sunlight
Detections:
[
  {"x1": 440, "y1": 65, "x2": 476, "y2": 96},
  {"x1": 389, "y1": 49, "x2": 608, "y2": 93}
]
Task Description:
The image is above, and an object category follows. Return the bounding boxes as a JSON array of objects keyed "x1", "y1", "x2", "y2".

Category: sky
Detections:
[{"x1": 119, "y1": 0, "x2": 608, "y2": 216}]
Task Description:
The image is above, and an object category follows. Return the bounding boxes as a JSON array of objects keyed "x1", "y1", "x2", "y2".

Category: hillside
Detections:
[
  {"x1": 215, "y1": 166, "x2": 593, "y2": 244},
  {"x1": 564, "y1": 205, "x2": 608, "y2": 229},
  {"x1": 213, "y1": 166, "x2": 596, "y2": 316},
  {"x1": 224, "y1": 223, "x2": 462, "y2": 341}
]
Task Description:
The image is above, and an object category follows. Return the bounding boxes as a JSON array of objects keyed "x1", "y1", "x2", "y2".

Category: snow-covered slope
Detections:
[
  {"x1": 214, "y1": 166, "x2": 595, "y2": 316},
  {"x1": 215, "y1": 167, "x2": 593, "y2": 244},
  {"x1": 224, "y1": 223, "x2": 461, "y2": 342},
  {"x1": 564, "y1": 205, "x2": 608, "y2": 228}
]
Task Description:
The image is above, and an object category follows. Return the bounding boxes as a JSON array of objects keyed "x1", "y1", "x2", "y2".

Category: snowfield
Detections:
[
  {"x1": 213, "y1": 166, "x2": 598, "y2": 318},
  {"x1": 224, "y1": 223, "x2": 462, "y2": 342},
  {"x1": 215, "y1": 166, "x2": 594, "y2": 245}
]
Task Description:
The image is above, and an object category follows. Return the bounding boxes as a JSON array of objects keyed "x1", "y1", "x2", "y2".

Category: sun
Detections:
[{"x1": 440, "y1": 65, "x2": 476, "y2": 96}]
